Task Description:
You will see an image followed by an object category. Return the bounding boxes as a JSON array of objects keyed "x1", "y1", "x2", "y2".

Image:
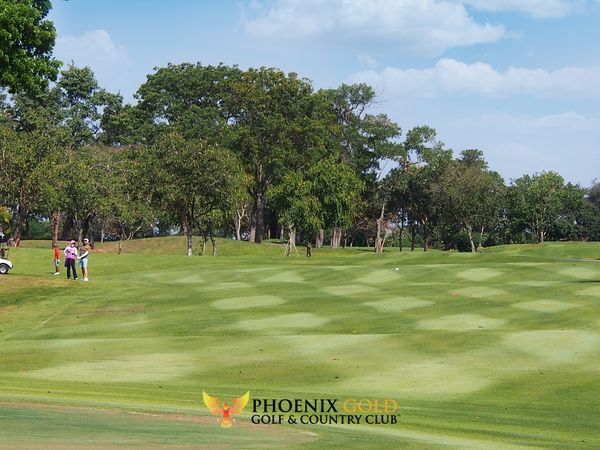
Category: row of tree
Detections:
[{"x1": 1, "y1": 60, "x2": 598, "y2": 255}]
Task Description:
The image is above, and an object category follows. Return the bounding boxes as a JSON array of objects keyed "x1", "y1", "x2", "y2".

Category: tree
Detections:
[
  {"x1": 0, "y1": 124, "x2": 60, "y2": 245},
  {"x1": 325, "y1": 83, "x2": 402, "y2": 181},
  {"x1": 398, "y1": 126, "x2": 452, "y2": 251},
  {"x1": 581, "y1": 181, "x2": 600, "y2": 241},
  {"x1": 58, "y1": 147, "x2": 104, "y2": 243},
  {"x1": 147, "y1": 133, "x2": 244, "y2": 256},
  {"x1": 0, "y1": 0, "x2": 61, "y2": 93},
  {"x1": 95, "y1": 146, "x2": 153, "y2": 253},
  {"x1": 55, "y1": 64, "x2": 122, "y2": 148},
  {"x1": 228, "y1": 67, "x2": 321, "y2": 243},
  {"x1": 308, "y1": 157, "x2": 363, "y2": 248},
  {"x1": 231, "y1": 172, "x2": 252, "y2": 241},
  {"x1": 269, "y1": 171, "x2": 322, "y2": 256},
  {"x1": 434, "y1": 150, "x2": 505, "y2": 252},
  {"x1": 507, "y1": 172, "x2": 576, "y2": 243}
]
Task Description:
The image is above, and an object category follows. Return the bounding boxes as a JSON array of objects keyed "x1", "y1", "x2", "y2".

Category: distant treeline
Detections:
[{"x1": 1, "y1": 63, "x2": 599, "y2": 254}]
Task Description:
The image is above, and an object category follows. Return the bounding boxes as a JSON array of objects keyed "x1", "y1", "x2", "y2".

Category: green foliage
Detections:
[
  {"x1": 324, "y1": 83, "x2": 402, "y2": 183},
  {"x1": 0, "y1": 0, "x2": 61, "y2": 93},
  {"x1": 0, "y1": 123, "x2": 61, "y2": 243},
  {"x1": 144, "y1": 132, "x2": 245, "y2": 254},
  {"x1": 0, "y1": 204, "x2": 11, "y2": 235},
  {"x1": 507, "y1": 171, "x2": 586, "y2": 243},
  {"x1": 55, "y1": 64, "x2": 123, "y2": 148},
  {"x1": 434, "y1": 150, "x2": 506, "y2": 251},
  {"x1": 309, "y1": 157, "x2": 363, "y2": 230},
  {"x1": 94, "y1": 146, "x2": 154, "y2": 241},
  {"x1": 269, "y1": 171, "x2": 322, "y2": 238}
]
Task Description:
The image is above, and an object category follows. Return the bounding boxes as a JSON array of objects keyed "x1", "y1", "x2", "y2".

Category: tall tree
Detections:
[
  {"x1": 55, "y1": 64, "x2": 122, "y2": 148},
  {"x1": 325, "y1": 83, "x2": 402, "y2": 181},
  {"x1": 0, "y1": 124, "x2": 60, "y2": 245},
  {"x1": 507, "y1": 171, "x2": 575, "y2": 243},
  {"x1": 434, "y1": 150, "x2": 506, "y2": 252},
  {"x1": 398, "y1": 126, "x2": 452, "y2": 251},
  {"x1": 95, "y1": 146, "x2": 153, "y2": 253},
  {"x1": 147, "y1": 132, "x2": 244, "y2": 256},
  {"x1": 228, "y1": 67, "x2": 320, "y2": 243},
  {"x1": 0, "y1": 0, "x2": 61, "y2": 93},
  {"x1": 269, "y1": 171, "x2": 322, "y2": 256},
  {"x1": 308, "y1": 157, "x2": 363, "y2": 248}
]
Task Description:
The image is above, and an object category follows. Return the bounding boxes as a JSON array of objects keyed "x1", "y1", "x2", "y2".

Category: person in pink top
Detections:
[{"x1": 64, "y1": 240, "x2": 79, "y2": 280}]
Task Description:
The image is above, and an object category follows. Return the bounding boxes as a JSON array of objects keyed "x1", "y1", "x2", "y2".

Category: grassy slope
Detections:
[{"x1": 1, "y1": 240, "x2": 599, "y2": 448}]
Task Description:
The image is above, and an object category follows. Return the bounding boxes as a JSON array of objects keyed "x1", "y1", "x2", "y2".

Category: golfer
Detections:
[
  {"x1": 64, "y1": 240, "x2": 78, "y2": 280},
  {"x1": 79, "y1": 238, "x2": 91, "y2": 282}
]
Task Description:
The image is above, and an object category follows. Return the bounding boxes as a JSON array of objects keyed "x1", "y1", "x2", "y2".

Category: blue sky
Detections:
[{"x1": 49, "y1": 0, "x2": 600, "y2": 185}]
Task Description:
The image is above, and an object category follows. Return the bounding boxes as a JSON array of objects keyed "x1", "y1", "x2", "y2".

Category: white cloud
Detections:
[
  {"x1": 242, "y1": 0, "x2": 504, "y2": 54},
  {"x1": 54, "y1": 30, "x2": 131, "y2": 95},
  {"x1": 55, "y1": 30, "x2": 128, "y2": 67},
  {"x1": 441, "y1": 111, "x2": 600, "y2": 184},
  {"x1": 459, "y1": 0, "x2": 585, "y2": 18},
  {"x1": 348, "y1": 59, "x2": 600, "y2": 98},
  {"x1": 357, "y1": 53, "x2": 378, "y2": 69},
  {"x1": 452, "y1": 112, "x2": 600, "y2": 134}
]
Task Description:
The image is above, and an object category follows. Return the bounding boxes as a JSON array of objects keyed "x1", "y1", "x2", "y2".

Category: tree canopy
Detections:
[{"x1": 0, "y1": 0, "x2": 61, "y2": 93}]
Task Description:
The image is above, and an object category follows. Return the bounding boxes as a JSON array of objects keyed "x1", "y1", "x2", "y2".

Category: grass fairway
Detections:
[{"x1": 1, "y1": 239, "x2": 599, "y2": 449}]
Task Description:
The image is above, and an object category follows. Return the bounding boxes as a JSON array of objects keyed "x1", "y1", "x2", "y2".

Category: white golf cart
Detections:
[
  {"x1": 0, "y1": 255, "x2": 12, "y2": 274},
  {"x1": 0, "y1": 234, "x2": 11, "y2": 274}
]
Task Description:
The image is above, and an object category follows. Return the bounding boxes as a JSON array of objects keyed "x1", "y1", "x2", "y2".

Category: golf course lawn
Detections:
[{"x1": 1, "y1": 239, "x2": 599, "y2": 449}]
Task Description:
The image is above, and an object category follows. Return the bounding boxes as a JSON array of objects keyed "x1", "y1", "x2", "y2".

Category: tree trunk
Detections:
[
  {"x1": 186, "y1": 231, "x2": 193, "y2": 256},
  {"x1": 399, "y1": 218, "x2": 404, "y2": 252},
  {"x1": 466, "y1": 224, "x2": 476, "y2": 253},
  {"x1": 211, "y1": 236, "x2": 217, "y2": 256},
  {"x1": 118, "y1": 238, "x2": 123, "y2": 254},
  {"x1": 200, "y1": 236, "x2": 206, "y2": 256},
  {"x1": 375, "y1": 202, "x2": 386, "y2": 254},
  {"x1": 249, "y1": 187, "x2": 266, "y2": 244},
  {"x1": 410, "y1": 221, "x2": 416, "y2": 252},
  {"x1": 234, "y1": 202, "x2": 247, "y2": 241},
  {"x1": 235, "y1": 222, "x2": 242, "y2": 241},
  {"x1": 478, "y1": 225, "x2": 485, "y2": 252},
  {"x1": 331, "y1": 227, "x2": 342, "y2": 249},
  {"x1": 81, "y1": 213, "x2": 94, "y2": 242},
  {"x1": 50, "y1": 211, "x2": 62, "y2": 247},
  {"x1": 423, "y1": 217, "x2": 429, "y2": 252},
  {"x1": 181, "y1": 214, "x2": 193, "y2": 256},
  {"x1": 12, "y1": 203, "x2": 27, "y2": 247},
  {"x1": 316, "y1": 229, "x2": 324, "y2": 248},
  {"x1": 286, "y1": 225, "x2": 297, "y2": 257}
]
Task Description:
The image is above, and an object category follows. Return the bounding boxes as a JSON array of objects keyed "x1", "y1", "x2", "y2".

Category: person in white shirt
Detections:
[{"x1": 78, "y1": 238, "x2": 92, "y2": 282}]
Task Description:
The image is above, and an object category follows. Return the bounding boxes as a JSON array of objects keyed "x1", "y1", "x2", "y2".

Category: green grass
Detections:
[{"x1": 1, "y1": 239, "x2": 600, "y2": 448}]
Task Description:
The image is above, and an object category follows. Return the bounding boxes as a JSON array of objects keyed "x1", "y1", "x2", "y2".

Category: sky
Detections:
[{"x1": 48, "y1": 0, "x2": 600, "y2": 186}]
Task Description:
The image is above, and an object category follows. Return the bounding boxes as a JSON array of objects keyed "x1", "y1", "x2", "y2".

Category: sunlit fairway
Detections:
[{"x1": 1, "y1": 239, "x2": 599, "y2": 449}]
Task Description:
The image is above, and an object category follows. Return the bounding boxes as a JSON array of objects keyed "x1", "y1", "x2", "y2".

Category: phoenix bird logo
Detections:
[{"x1": 203, "y1": 391, "x2": 250, "y2": 428}]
